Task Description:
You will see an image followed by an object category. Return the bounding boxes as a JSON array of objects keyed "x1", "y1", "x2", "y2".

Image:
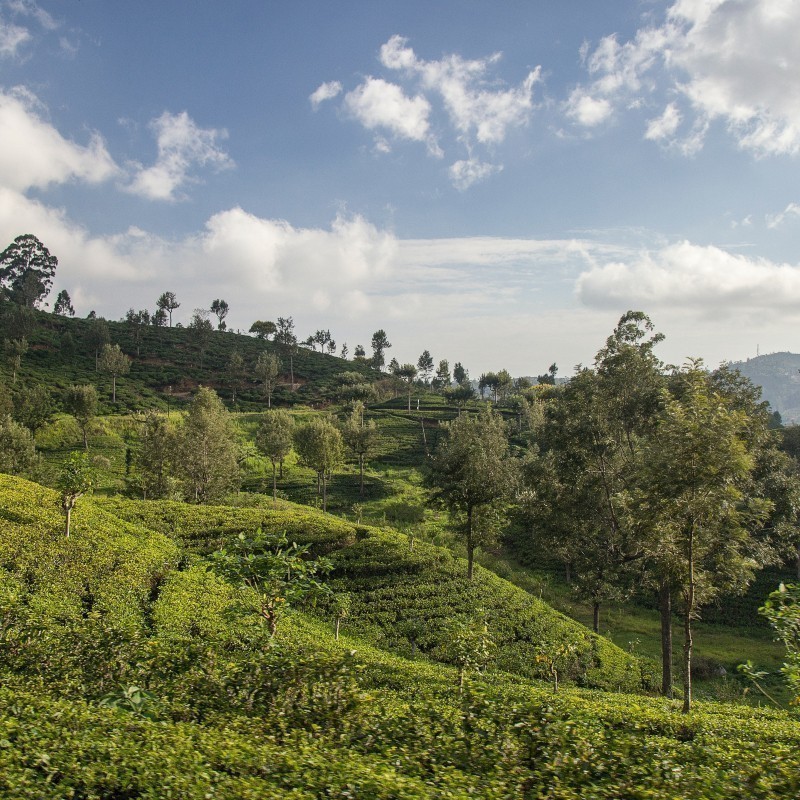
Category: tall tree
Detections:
[
  {"x1": 125, "y1": 308, "x2": 150, "y2": 356},
  {"x1": 64, "y1": 384, "x2": 98, "y2": 449},
  {"x1": 0, "y1": 234, "x2": 57, "y2": 308},
  {"x1": 255, "y1": 409, "x2": 294, "y2": 502},
  {"x1": 395, "y1": 363, "x2": 418, "y2": 411},
  {"x1": 641, "y1": 362, "x2": 772, "y2": 713},
  {"x1": 156, "y1": 291, "x2": 180, "y2": 327},
  {"x1": 132, "y1": 412, "x2": 175, "y2": 500},
  {"x1": 98, "y1": 343, "x2": 131, "y2": 403},
  {"x1": 293, "y1": 417, "x2": 344, "y2": 512},
  {"x1": 340, "y1": 401, "x2": 380, "y2": 496},
  {"x1": 433, "y1": 359, "x2": 451, "y2": 391},
  {"x1": 178, "y1": 387, "x2": 240, "y2": 503},
  {"x1": 53, "y1": 290, "x2": 74, "y2": 316},
  {"x1": 429, "y1": 409, "x2": 517, "y2": 579},
  {"x1": 370, "y1": 329, "x2": 391, "y2": 369},
  {"x1": 87, "y1": 317, "x2": 110, "y2": 371},
  {"x1": 417, "y1": 350, "x2": 434, "y2": 385},
  {"x1": 12, "y1": 385, "x2": 53, "y2": 437},
  {"x1": 254, "y1": 352, "x2": 281, "y2": 408},
  {"x1": 453, "y1": 362, "x2": 468, "y2": 385},
  {"x1": 275, "y1": 317, "x2": 297, "y2": 389},
  {"x1": 3, "y1": 336, "x2": 27, "y2": 384},
  {"x1": 188, "y1": 310, "x2": 213, "y2": 368},
  {"x1": 249, "y1": 320, "x2": 277, "y2": 340},
  {"x1": 226, "y1": 351, "x2": 245, "y2": 405},
  {"x1": 521, "y1": 311, "x2": 666, "y2": 637},
  {"x1": 0, "y1": 414, "x2": 37, "y2": 476},
  {"x1": 210, "y1": 299, "x2": 229, "y2": 331}
]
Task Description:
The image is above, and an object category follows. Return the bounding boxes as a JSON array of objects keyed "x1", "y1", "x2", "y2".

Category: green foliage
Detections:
[
  {"x1": 212, "y1": 529, "x2": 331, "y2": 637},
  {"x1": 0, "y1": 415, "x2": 37, "y2": 476},
  {"x1": 761, "y1": 583, "x2": 800, "y2": 704},
  {"x1": 177, "y1": 387, "x2": 240, "y2": 503},
  {"x1": 0, "y1": 234, "x2": 57, "y2": 308}
]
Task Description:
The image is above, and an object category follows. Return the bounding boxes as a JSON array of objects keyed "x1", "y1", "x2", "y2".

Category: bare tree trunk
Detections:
[
  {"x1": 683, "y1": 529, "x2": 695, "y2": 714},
  {"x1": 322, "y1": 472, "x2": 327, "y2": 513},
  {"x1": 64, "y1": 505, "x2": 72, "y2": 538},
  {"x1": 466, "y1": 506, "x2": 474, "y2": 580},
  {"x1": 272, "y1": 462, "x2": 277, "y2": 504},
  {"x1": 359, "y1": 454, "x2": 364, "y2": 496},
  {"x1": 660, "y1": 581, "x2": 673, "y2": 698},
  {"x1": 592, "y1": 602, "x2": 600, "y2": 634}
]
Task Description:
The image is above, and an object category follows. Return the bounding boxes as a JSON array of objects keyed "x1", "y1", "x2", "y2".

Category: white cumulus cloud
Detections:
[
  {"x1": 448, "y1": 158, "x2": 501, "y2": 191},
  {"x1": 0, "y1": 87, "x2": 118, "y2": 191},
  {"x1": 344, "y1": 77, "x2": 439, "y2": 155},
  {"x1": 309, "y1": 80, "x2": 342, "y2": 109},
  {"x1": 572, "y1": 0, "x2": 800, "y2": 156},
  {"x1": 576, "y1": 240, "x2": 800, "y2": 314},
  {"x1": 125, "y1": 110, "x2": 234, "y2": 202}
]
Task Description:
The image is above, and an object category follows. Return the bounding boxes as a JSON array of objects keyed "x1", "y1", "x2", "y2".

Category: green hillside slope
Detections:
[{"x1": 2, "y1": 474, "x2": 800, "y2": 798}]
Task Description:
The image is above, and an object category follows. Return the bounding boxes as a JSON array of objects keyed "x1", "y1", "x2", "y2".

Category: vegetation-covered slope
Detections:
[{"x1": 1, "y1": 474, "x2": 799, "y2": 799}]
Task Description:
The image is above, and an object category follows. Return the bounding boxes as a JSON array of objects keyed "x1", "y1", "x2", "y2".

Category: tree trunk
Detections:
[
  {"x1": 335, "y1": 616, "x2": 341, "y2": 641},
  {"x1": 322, "y1": 472, "x2": 327, "y2": 513},
  {"x1": 64, "y1": 505, "x2": 72, "y2": 538},
  {"x1": 82, "y1": 425, "x2": 88, "y2": 450},
  {"x1": 592, "y1": 602, "x2": 600, "y2": 634},
  {"x1": 683, "y1": 528, "x2": 695, "y2": 714},
  {"x1": 272, "y1": 462, "x2": 277, "y2": 504},
  {"x1": 359, "y1": 454, "x2": 364, "y2": 496},
  {"x1": 466, "y1": 507, "x2": 474, "y2": 580},
  {"x1": 796, "y1": 541, "x2": 800, "y2": 581},
  {"x1": 112, "y1": 375, "x2": 117, "y2": 403},
  {"x1": 290, "y1": 354, "x2": 294, "y2": 390},
  {"x1": 659, "y1": 581, "x2": 673, "y2": 698}
]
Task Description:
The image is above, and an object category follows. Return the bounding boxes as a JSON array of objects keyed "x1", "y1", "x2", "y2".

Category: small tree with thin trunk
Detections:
[
  {"x1": 340, "y1": 401, "x2": 379, "y2": 496},
  {"x1": 3, "y1": 336, "x2": 27, "y2": 384},
  {"x1": 58, "y1": 451, "x2": 94, "y2": 537},
  {"x1": 98, "y1": 343, "x2": 131, "y2": 403},
  {"x1": 255, "y1": 409, "x2": 294, "y2": 502},
  {"x1": 293, "y1": 417, "x2": 344, "y2": 513},
  {"x1": 254, "y1": 352, "x2": 281, "y2": 408},
  {"x1": 642, "y1": 362, "x2": 772, "y2": 713},
  {"x1": 212, "y1": 530, "x2": 330, "y2": 638},
  {"x1": 156, "y1": 291, "x2": 180, "y2": 327},
  {"x1": 64, "y1": 384, "x2": 98, "y2": 450},
  {"x1": 429, "y1": 409, "x2": 517, "y2": 580}
]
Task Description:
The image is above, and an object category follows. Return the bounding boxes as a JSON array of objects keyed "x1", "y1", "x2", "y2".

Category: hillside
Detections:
[
  {"x1": 728, "y1": 351, "x2": 800, "y2": 423},
  {"x1": 2, "y1": 474, "x2": 799, "y2": 798},
  {"x1": 0, "y1": 308, "x2": 382, "y2": 411}
]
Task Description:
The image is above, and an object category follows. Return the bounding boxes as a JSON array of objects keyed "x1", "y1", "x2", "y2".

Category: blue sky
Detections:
[{"x1": 2, "y1": 0, "x2": 800, "y2": 377}]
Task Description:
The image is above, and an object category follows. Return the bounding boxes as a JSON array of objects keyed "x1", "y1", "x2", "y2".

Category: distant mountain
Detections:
[{"x1": 728, "y1": 352, "x2": 800, "y2": 424}]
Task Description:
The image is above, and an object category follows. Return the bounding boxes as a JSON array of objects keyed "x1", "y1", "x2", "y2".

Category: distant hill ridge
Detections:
[{"x1": 728, "y1": 351, "x2": 800, "y2": 424}]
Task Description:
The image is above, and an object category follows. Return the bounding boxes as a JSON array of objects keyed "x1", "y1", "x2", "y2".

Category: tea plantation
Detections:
[{"x1": 1, "y1": 474, "x2": 799, "y2": 798}]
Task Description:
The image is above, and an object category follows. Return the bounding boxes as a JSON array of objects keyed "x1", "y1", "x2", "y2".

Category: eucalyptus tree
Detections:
[
  {"x1": 417, "y1": 350, "x2": 434, "y2": 386},
  {"x1": 0, "y1": 234, "x2": 57, "y2": 307},
  {"x1": 370, "y1": 329, "x2": 391, "y2": 369},
  {"x1": 429, "y1": 408, "x2": 517, "y2": 580},
  {"x1": 64, "y1": 384, "x2": 98, "y2": 450},
  {"x1": 521, "y1": 312, "x2": 666, "y2": 637},
  {"x1": 395, "y1": 363, "x2": 418, "y2": 411},
  {"x1": 293, "y1": 417, "x2": 344, "y2": 512},
  {"x1": 210, "y1": 299, "x2": 229, "y2": 330},
  {"x1": 340, "y1": 401, "x2": 380, "y2": 496},
  {"x1": 256, "y1": 409, "x2": 294, "y2": 502},
  {"x1": 640, "y1": 362, "x2": 773, "y2": 713},
  {"x1": 53, "y1": 289, "x2": 74, "y2": 316},
  {"x1": 156, "y1": 291, "x2": 180, "y2": 326},
  {"x1": 178, "y1": 387, "x2": 240, "y2": 503},
  {"x1": 254, "y1": 352, "x2": 281, "y2": 408},
  {"x1": 98, "y1": 343, "x2": 131, "y2": 403}
]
